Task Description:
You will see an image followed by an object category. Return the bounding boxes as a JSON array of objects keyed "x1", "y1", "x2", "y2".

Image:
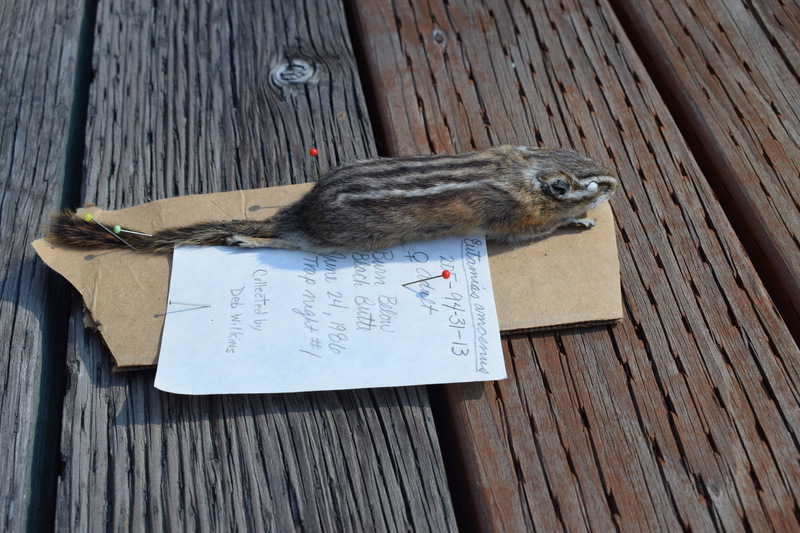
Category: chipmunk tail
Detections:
[
  {"x1": 46, "y1": 211, "x2": 154, "y2": 251},
  {"x1": 46, "y1": 211, "x2": 280, "y2": 253}
]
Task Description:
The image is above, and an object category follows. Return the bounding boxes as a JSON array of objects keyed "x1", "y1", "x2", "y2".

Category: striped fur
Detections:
[{"x1": 47, "y1": 145, "x2": 617, "y2": 253}]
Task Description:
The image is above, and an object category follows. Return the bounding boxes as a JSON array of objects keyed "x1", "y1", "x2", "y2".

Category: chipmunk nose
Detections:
[
  {"x1": 582, "y1": 175, "x2": 616, "y2": 191},
  {"x1": 595, "y1": 175, "x2": 617, "y2": 192}
]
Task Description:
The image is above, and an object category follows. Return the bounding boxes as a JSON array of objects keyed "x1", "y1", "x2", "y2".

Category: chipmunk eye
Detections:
[{"x1": 548, "y1": 179, "x2": 570, "y2": 197}]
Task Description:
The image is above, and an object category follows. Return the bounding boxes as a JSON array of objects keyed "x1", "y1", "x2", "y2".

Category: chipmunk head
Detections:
[{"x1": 516, "y1": 147, "x2": 617, "y2": 212}]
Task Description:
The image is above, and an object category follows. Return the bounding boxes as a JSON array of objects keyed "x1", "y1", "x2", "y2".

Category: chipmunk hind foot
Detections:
[{"x1": 227, "y1": 235, "x2": 301, "y2": 250}]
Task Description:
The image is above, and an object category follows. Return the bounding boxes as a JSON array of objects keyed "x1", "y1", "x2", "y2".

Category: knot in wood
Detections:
[
  {"x1": 271, "y1": 58, "x2": 315, "y2": 86},
  {"x1": 432, "y1": 29, "x2": 446, "y2": 46}
]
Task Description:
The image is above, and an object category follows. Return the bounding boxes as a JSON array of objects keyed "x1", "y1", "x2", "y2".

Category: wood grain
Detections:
[
  {"x1": 350, "y1": 0, "x2": 800, "y2": 530},
  {"x1": 55, "y1": 1, "x2": 456, "y2": 530},
  {"x1": 612, "y1": 0, "x2": 800, "y2": 338},
  {"x1": 0, "y1": 1, "x2": 85, "y2": 530}
]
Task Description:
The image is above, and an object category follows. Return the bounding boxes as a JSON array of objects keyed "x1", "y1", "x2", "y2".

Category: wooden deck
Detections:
[{"x1": 2, "y1": 0, "x2": 799, "y2": 530}]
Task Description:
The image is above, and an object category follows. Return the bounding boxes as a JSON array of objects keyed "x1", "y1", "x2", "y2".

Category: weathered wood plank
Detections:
[
  {"x1": 55, "y1": 1, "x2": 456, "y2": 530},
  {"x1": 612, "y1": 0, "x2": 800, "y2": 338},
  {"x1": 350, "y1": 0, "x2": 800, "y2": 530},
  {"x1": 0, "y1": 1, "x2": 85, "y2": 530}
]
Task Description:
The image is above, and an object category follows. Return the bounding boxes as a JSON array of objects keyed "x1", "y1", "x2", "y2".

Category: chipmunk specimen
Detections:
[{"x1": 47, "y1": 145, "x2": 617, "y2": 253}]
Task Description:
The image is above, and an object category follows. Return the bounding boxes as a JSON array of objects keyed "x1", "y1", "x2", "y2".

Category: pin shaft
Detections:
[
  {"x1": 119, "y1": 228, "x2": 153, "y2": 237},
  {"x1": 91, "y1": 218, "x2": 137, "y2": 250},
  {"x1": 169, "y1": 300, "x2": 211, "y2": 308},
  {"x1": 402, "y1": 270, "x2": 451, "y2": 287}
]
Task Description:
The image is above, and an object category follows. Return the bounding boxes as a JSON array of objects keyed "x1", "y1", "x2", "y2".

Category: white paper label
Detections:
[{"x1": 154, "y1": 235, "x2": 505, "y2": 395}]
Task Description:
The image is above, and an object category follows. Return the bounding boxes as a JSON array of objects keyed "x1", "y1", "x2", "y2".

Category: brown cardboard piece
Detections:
[{"x1": 32, "y1": 183, "x2": 622, "y2": 369}]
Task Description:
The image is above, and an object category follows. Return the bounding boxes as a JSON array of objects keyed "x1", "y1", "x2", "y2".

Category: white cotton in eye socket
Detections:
[{"x1": 587, "y1": 182, "x2": 598, "y2": 191}]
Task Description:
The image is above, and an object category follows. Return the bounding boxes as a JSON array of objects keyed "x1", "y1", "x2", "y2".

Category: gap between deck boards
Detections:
[
  {"x1": 31, "y1": 0, "x2": 100, "y2": 530},
  {"x1": 607, "y1": 0, "x2": 800, "y2": 342}
]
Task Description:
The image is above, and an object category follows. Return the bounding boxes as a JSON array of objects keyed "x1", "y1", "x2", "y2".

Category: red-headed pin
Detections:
[
  {"x1": 402, "y1": 270, "x2": 451, "y2": 287},
  {"x1": 308, "y1": 147, "x2": 318, "y2": 156}
]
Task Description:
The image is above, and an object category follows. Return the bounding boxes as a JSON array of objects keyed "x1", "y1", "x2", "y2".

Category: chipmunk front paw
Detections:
[{"x1": 569, "y1": 218, "x2": 597, "y2": 228}]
